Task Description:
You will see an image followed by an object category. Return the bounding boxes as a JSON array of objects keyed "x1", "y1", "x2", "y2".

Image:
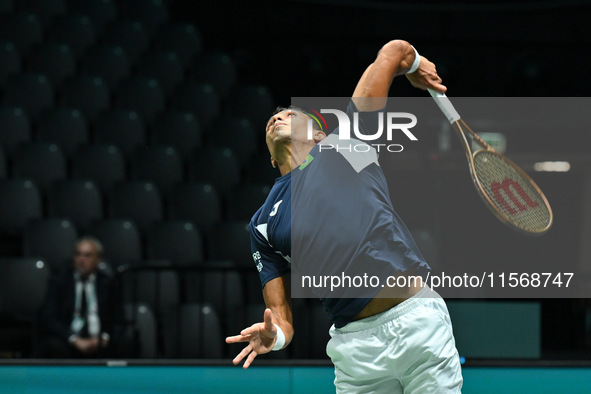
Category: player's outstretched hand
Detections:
[
  {"x1": 225, "y1": 308, "x2": 278, "y2": 369},
  {"x1": 406, "y1": 56, "x2": 447, "y2": 93}
]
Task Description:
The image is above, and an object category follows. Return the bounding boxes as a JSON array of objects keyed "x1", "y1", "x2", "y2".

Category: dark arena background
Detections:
[{"x1": 0, "y1": 0, "x2": 591, "y2": 392}]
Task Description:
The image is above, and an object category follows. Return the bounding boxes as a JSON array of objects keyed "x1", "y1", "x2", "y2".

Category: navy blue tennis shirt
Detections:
[{"x1": 249, "y1": 101, "x2": 430, "y2": 328}]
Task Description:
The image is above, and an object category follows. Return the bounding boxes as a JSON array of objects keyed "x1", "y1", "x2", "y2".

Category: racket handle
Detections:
[{"x1": 428, "y1": 89, "x2": 461, "y2": 124}]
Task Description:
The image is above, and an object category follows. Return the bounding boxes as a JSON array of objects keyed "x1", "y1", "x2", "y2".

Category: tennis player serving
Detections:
[{"x1": 226, "y1": 39, "x2": 463, "y2": 393}]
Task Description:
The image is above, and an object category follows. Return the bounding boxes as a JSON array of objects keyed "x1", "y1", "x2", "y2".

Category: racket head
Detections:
[
  {"x1": 451, "y1": 119, "x2": 553, "y2": 235},
  {"x1": 469, "y1": 146, "x2": 553, "y2": 235}
]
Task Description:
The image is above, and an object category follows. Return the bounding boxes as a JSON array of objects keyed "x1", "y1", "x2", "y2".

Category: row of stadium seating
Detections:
[{"x1": 0, "y1": 0, "x2": 301, "y2": 360}]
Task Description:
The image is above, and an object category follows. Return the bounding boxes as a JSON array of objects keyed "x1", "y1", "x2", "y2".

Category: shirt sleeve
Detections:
[
  {"x1": 345, "y1": 99, "x2": 386, "y2": 141},
  {"x1": 249, "y1": 221, "x2": 290, "y2": 289}
]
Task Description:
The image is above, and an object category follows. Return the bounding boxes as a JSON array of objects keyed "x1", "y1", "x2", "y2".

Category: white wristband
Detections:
[
  {"x1": 406, "y1": 45, "x2": 420, "y2": 74},
  {"x1": 272, "y1": 324, "x2": 286, "y2": 351}
]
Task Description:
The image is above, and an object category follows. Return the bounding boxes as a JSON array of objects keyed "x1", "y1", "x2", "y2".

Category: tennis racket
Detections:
[{"x1": 428, "y1": 89, "x2": 553, "y2": 235}]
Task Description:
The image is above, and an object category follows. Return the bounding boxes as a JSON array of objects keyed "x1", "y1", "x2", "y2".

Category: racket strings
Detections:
[{"x1": 473, "y1": 151, "x2": 551, "y2": 233}]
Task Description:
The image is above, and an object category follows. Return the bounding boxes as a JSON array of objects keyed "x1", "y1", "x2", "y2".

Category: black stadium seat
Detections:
[
  {"x1": 115, "y1": 76, "x2": 165, "y2": 123},
  {"x1": 188, "y1": 147, "x2": 241, "y2": 196},
  {"x1": 207, "y1": 221, "x2": 252, "y2": 266},
  {"x1": 47, "y1": 179, "x2": 103, "y2": 232},
  {"x1": 0, "y1": 106, "x2": 31, "y2": 157},
  {"x1": 119, "y1": 0, "x2": 169, "y2": 35},
  {"x1": 16, "y1": 0, "x2": 66, "y2": 27},
  {"x1": 137, "y1": 49, "x2": 184, "y2": 97},
  {"x1": 4, "y1": 73, "x2": 54, "y2": 119},
  {"x1": 146, "y1": 221, "x2": 204, "y2": 267},
  {"x1": 0, "y1": 257, "x2": 50, "y2": 322},
  {"x1": 167, "y1": 182, "x2": 222, "y2": 233},
  {"x1": 92, "y1": 110, "x2": 146, "y2": 158},
  {"x1": 154, "y1": 23, "x2": 202, "y2": 67},
  {"x1": 59, "y1": 75, "x2": 110, "y2": 122},
  {"x1": 87, "y1": 219, "x2": 142, "y2": 269},
  {"x1": 47, "y1": 15, "x2": 96, "y2": 57},
  {"x1": 170, "y1": 82, "x2": 220, "y2": 129},
  {"x1": 191, "y1": 53, "x2": 237, "y2": 98},
  {"x1": 80, "y1": 44, "x2": 131, "y2": 89},
  {"x1": 71, "y1": 144, "x2": 126, "y2": 192},
  {"x1": 35, "y1": 108, "x2": 89, "y2": 157},
  {"x1": 67, "y1": 0, "x2": 117, "y2": 35},
  {"x1": 0, "y1": 41, "x2": 21, "y2": 88},
  {"x1": 129, "y1": 145, "x2": 183, "y2": 194},
  {"x1": 12, "y1": 143, "x2": 67, "y2": 192},
  {"x1": 150, "y1": 110, "x2": 202, "y2": 160},
  {"x1": 26, "y1": 42, "x2": 76, "y2": 87},
  {"x1": 23, "y1": 218, "x2": 78, "y2": 273},
  {"x1": 101, "y1": 21, "x2": 150, "y2": 62},
  {"x1": 0, "y1": 13, "x2": 43, "y2": 56},
  {"x1": 107, "y1": 181, "x2": 163, "y2": 234},
  {"x1": 0, "y1": 179, "x2": 42, "y2": 238}
]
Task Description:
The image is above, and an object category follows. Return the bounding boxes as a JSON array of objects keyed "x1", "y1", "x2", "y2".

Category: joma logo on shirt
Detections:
[{"x1": 269, "y1": 200, "x2": 282, "y2": 216}]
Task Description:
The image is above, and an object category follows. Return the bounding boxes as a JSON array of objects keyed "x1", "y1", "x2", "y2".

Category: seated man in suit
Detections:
[{"x1": 36, "y1": 236, "x2": 125, "y2": 358}]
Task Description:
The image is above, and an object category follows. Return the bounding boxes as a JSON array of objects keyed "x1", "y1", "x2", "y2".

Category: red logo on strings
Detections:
[{"x1": 491, "y1": 178, "x2": 539, "y2": 215}]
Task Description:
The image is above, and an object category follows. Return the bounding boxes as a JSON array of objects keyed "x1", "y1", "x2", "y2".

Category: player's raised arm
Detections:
[
  {"x1": 225, "y1": 275, "x2": 293, "y2": 368},
  {"x1": 352, "y1": 40, "x2": 446, "y2": 111}
]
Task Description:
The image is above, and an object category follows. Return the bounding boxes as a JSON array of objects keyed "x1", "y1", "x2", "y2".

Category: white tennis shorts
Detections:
[{"x1": 326, "y1": 286, "x2": 463, "y2": 393}]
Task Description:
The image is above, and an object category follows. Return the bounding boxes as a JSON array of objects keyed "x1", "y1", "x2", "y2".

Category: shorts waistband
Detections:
[{"x1": 335, "y1": 285, "x2": 438, "y2": 334}]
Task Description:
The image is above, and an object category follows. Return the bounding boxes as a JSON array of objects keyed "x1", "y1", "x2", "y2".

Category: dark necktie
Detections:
[{"x1": 80, "y1": 281, "x2": 89, "y2": 337}]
